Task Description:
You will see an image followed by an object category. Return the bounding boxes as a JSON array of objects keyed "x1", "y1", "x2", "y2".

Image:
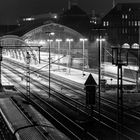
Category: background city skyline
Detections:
[{"x1": 0, "y1": 0, "x2": 140, "y2": 25}]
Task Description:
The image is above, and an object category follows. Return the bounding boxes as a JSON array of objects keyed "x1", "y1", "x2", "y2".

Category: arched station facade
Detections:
[
  {"x1": 0, "y1": 35, "x2": 38, "y2": 64},
  {"x1": 1, "y1": 23, "x2": 89, "y2": 69},
  {"x1": 22, "y1": 23, "x2": 89, "y2": 68}
]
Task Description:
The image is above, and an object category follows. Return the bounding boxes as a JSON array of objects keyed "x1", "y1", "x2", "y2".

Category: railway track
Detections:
[
  {"x1": 0, "y1": 96, "x2": 53, "y2": 140},
  {"x1": 2, "y1": 64, "x2": 97, "y2": 139},
  {"x1": 10, "y1": 96, "x2": 69, "y2": 140},
  {"x1": 1, "y1": 57, "x2": 140, "y2": 139}
]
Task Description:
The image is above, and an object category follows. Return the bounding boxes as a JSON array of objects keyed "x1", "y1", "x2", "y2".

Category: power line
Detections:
[{"x1": 30, "y1": 55, "x2": 66, "y2": 74}]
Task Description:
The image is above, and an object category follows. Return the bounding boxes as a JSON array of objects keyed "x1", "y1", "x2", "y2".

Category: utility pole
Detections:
[
  {"x1": 26, "y1": 51, "x2": 31, "y2": 100},
  {"x1": 0, "y1": 41, "x2": 2, "y2": 92},
  {"x1": 112, "y1": 45, "x2": 129, "y2": 139},
  {"x1": 137, "y1": 48, "x2": 140, "y2": 92},
  {"x1": 45, "y1": 32, "x2": 55, "y2": 98}
]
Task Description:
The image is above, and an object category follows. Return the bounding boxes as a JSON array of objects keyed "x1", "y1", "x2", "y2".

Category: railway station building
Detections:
[
  {"x1": 0, "y1": 22, "x2": 90, "y2": 69},
  {"x1": 102, "y1": 3, "x2": 140, "y2": 83},
  {"x1": 0, "y1": 2, "x2": 96, "y2": 69}
]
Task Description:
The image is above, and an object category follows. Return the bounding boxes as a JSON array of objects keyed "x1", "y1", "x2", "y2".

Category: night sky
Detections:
[{"x1": 0, "y1": 0, "x2": 140, "y2": 25}]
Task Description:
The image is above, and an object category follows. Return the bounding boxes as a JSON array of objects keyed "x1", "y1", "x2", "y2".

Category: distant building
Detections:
[
  {"x1": 102, "y1": 3, "x2": 140, "y2": 81},
  {"x1": 87, "y1": 10, "x2": 107, "y2": 68},
  {"x1": 59, "y1": 1, "x2": 91, "y2": 38},
  {"x1": 102, "y1": 3, "x2": 140, "y2": 46},
  {"x1": 89, "y1": 10, "x2": 102, "y2": 26},
  {"x1": 17, "y1": 12, "x2": 59, "y2": 26}
]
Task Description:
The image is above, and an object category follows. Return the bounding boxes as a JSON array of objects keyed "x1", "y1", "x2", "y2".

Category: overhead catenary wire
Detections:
[{"x1": 30, "y1": 55, "x2": 66, "y2": 74}]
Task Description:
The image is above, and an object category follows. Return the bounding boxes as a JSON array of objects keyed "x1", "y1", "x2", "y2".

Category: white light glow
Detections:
[
  {"x1": 47, "y1": 39, "x2": 53, "y2": 42},
  {"x1": 80, "y1": 38, "x2": 88, "y2": 42},
  {"x1": 66, "y1": 38, "x2": 73, "y2": 42},
  {"x1": 96, "y1": 38, "x2": 105, "y2": 42},
  {"x1": 23, "y1": 18, "x2": 35, "y2": 21},
  {"x1": 39, "y1": 40, "x2": 46, "y2": 45},
  {"x1": 56, "y1": 39, "x2": 62, "y2": 42},
  {"x1": 122, "y1": 43, "x2": 130, "y2": 48},
  {"x1": 131, "y1": 43, "x2": 139, "y2": 49}
]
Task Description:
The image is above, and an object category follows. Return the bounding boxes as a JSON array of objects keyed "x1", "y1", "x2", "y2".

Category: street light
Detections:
[
  {"x1": 45, "y1": 32, "x2": 55, "y2": 98},
  {"x1": 56, "y1": 39, "x2": 62, "y2": 70},
  {"x1": 47, "y1": 39, "x2": 53, "y2": 68},
  {"x1": 66, "y1": 38, "x2": 73, "y2": 74},
  {"x1": 80, "y1": 38, "x2": 88, "y2": 76},
  {"x1": 0, "y1": 41, "x2": 2, "y2": 91},
  {"x1": 47, "y1": 39, "x2": 53, "y2": 98},
  {"x1": 96, "y1": 36, "x2": 105, "y2": 122},
  {"x1": 96, "y1": 36, "x2": 106, "y2": 139},
  {"x1": 26, "y1": 51, "x2": 31, "y2": 100}
]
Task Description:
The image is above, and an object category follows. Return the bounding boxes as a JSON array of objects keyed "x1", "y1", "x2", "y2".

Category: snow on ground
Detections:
[
  {"x1": 3, "y1": 55, "x2": 135, "y2": 86},
  {"x1": 3, "y1": 55, "x2": 140, "y2": 107}
]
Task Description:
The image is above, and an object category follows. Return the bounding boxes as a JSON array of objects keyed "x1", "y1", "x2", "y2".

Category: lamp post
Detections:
[
  {"x1": 66, "y1": 38, "x2": 73, "y2": 74},
  {"x1": 96, "y1": 36, "x2": 105, "y2": 124},
  {"x1": 38, "y1": 46, "x2": 41, "y2": 64},
  {"x1": 45, "y1": 32, "x2": 55, "y2": 98},
  {"x1": 80, "y1": 38, "x2": 88, "y2": 76},
  {"x1": 0, "y1": 41, "x2": 2, "y2": 91},
  {"x1": 26, "y1": 51, "x2": 31, "y2": 100},
  {"x1": 47, "y1": 39, "x2": 53, "y2": 98},
  {"x1": 96, "y1": 36, "x2": 105, "y2": 139},
  {"x1": 56, "y1": 39, "x2": 62, "y2": 70}
]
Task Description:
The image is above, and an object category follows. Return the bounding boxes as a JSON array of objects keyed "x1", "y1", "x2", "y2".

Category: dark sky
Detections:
[{"x1": 0, "y1": 0, "x2": 140, "y2": 25}]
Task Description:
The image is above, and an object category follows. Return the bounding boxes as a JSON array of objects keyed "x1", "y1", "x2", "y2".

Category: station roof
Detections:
[
  {"x1": 103, "y1": 3, "x2": 140, "y2": 20},
  {"x1": 7, "y1": 22, "x2": 44, "y2": 37}
]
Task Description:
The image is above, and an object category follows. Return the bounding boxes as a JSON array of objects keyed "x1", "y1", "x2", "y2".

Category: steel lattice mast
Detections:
[{"x1": 26, "y1": 51, "x2": 31, "y2": 99}]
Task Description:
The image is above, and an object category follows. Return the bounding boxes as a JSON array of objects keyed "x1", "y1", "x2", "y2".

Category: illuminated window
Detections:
[
  {"x1": 23, "y1": 18, "x2": 35, "y2": 21},
  {"x1": 106, "y1": 21, "x2": 109, "y2": 26},
  {"x1": 122, "y1": 14, "x2": 124, "y2": 19},
  {"x1": 53, "y1": 15, "x2": 57, "y2": 19},
  {"x1": 132, "y1": 43, "x2": 139, "y2": 49},
  {"x1": 138, "y1": 21, "x2": 140, "y2": 26},
  {"x1": 125, "y1": 28, "x2": 127, "y2": 34},
  {"x1": 135, "y1": 21, "x2": 137, "y2": 26},
  {"x1": 103, "y1": 21, "x2": 106, "y2": 26},
  {"x1": 125, "y1": 15, "x2": 127, "y2": 19}
]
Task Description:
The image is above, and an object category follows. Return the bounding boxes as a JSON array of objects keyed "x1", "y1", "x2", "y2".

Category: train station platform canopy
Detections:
[
  {"x1": 0, "y1": 23, "x2": 89, "y2": 67},
  {"x1": 6, "y1": 22, "x2": 84, "y2": 41},
  {"x1": 2, "y1": 22, "x2": 87, "y2": 55},
  {"x1": 0, "y1": 35, "x2": 29, "y2": 47},
  {"x1": 0, "y1": 22, "x2": 87, "y2": 52},
  {"x1": 21, "y1": 22, "x2": 84, "y2": 43},
  {"x1": 0, "y1": 22, "x2": 85, "y2": 46}
]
